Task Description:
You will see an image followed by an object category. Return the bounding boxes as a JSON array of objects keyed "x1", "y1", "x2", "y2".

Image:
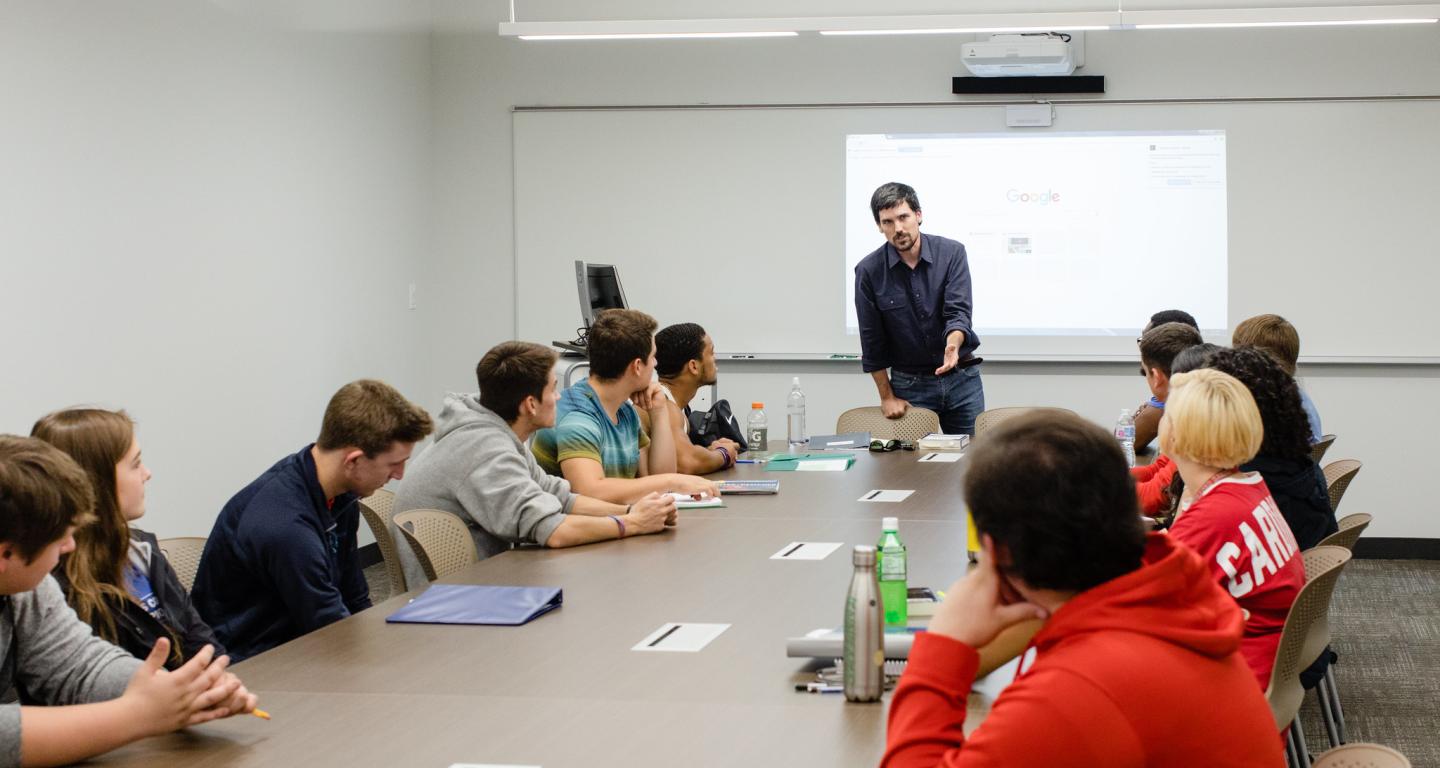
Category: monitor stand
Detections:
[{"x1": 552, "y1": 339, "x2": 588, "y2": 356}]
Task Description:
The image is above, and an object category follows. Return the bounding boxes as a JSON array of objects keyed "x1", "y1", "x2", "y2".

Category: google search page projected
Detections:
[{"x1": 845, "y1": 131, "x2": 1227, "y2": 338}]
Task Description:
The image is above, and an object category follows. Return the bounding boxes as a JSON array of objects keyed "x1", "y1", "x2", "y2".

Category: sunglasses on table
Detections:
[{"x1": 868, "y1": 439, "x2": 916, "y2": 452}]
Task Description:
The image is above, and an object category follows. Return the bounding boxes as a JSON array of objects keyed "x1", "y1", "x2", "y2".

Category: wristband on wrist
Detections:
[
  {"x1": 609, "y1": 513, "x2": 627, "y2": 538},
  {"x1": 715, "y1": 445, "x2": 733, "y2": 468}
]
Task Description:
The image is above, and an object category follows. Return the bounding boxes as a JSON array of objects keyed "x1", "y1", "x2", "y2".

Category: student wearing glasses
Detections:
[
  {"x1": 1128, "y1": 322, "x2": 1203, "y2": 515},
  {"x1": 1129, "y1": 309, "x2": 1201, "y2": 452}
]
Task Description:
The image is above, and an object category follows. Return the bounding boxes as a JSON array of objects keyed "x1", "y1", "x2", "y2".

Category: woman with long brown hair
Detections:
[{"x1": 31, "y1": 407, "x2": 225, "y2": 667}]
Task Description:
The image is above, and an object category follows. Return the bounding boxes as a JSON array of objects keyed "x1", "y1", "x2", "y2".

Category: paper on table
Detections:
[
  {"x1": 858, "y1": 489, "x2": 915, "y2": 503},
  {"x1": 919, "y1": 452, "x2": 964, "y2": 463},
  {"x1": 632, "y1": 623, "x2": 731, "y2": 652},
  {"x1": 770, "y1": 541, "x2": 844, "y2": 560},
  {"x1": 795, "y1": 459, "x2": 851, "y2": 472},
  {"x1": 669, "y1": 492, "x2": 723, "y2": 508}
]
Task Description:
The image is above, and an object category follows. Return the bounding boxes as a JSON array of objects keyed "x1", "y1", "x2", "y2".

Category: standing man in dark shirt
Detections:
[
  {"x1": 193, "y1": 379, "x2": 433, "y2": 661},
  {"x1": 854, "y1": 182, "x2": 985, "y2": 434}
]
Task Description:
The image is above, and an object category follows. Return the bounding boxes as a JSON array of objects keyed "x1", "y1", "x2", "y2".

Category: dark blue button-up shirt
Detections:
[{"x1": 854, "y1": 233, "x2": 980, "y2": 374}]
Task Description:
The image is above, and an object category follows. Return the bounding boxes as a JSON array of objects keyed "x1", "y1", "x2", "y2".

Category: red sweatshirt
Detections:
[
  {"x1": 883, "y1": 534, "x2": 1284, "y2": 768},
  {"x1": 1169, "y1": 472, "x2": 1305, "y2": 687},
  {"x1": 1131, "y1": 454, "x2": 1176, "y2": 515}
]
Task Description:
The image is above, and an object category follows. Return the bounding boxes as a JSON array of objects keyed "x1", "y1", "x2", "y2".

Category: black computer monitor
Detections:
[{"x1": 576, "y1": 260, "x2": 629, "y2": 327}]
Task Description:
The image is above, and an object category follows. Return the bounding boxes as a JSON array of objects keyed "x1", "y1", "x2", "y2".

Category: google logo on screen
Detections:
[{"x1": 1006, "y1": 189, "x2": 1061, "y2": 204}]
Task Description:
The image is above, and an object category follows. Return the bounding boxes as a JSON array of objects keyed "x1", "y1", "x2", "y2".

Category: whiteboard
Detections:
[{"x1": 514, "y1": 99, "x2": 1440, "y2": 361}]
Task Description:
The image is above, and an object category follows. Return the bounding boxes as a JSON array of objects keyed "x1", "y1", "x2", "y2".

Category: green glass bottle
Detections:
[{"x1": 877, "y1": 516, "x2": 908, "y2": 627}]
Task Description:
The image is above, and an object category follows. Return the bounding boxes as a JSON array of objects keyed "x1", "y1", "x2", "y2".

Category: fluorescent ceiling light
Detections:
[
  {"x1": 517, "y1": 31, "x2": 797, "y2": 40},
  {"x1": 500, "y1": 12, "x2": 1123, "y2": 39},
  {"x1": 1134, "y1": 18, "x2": 1436, "y2": 29},
  {"x1": 1126, "y1": 5, "x2": 1440, "y2": 29},
  {"x1": 819, "y1": 26, "x2": 1110, "y2": 36},
  {"x1": 498, "y1": 5, "x2": 1440, "y2": 39}
]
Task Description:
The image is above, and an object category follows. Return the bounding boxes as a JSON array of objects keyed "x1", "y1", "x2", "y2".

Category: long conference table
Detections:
[{"x1": 97, "y1": 447, "x2": 996, "y2": 767}]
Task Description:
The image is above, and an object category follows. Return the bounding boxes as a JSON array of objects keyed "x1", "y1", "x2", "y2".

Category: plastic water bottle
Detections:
[
  {"x1": 877, "y1": 517, "x2": 908, "y2": 627},
  {"x1": 843, "y1": 545, "x2": 884, "y2": 702},
  {"x1": 786, "y1": 377, "x2": 807, "y2": 448},
  {"x1": 747, "y1": 402, "x2": 768, "y2": 453},
  {"x1": 1115, "y1": 408, "x2": 1136, "y2": 468}
]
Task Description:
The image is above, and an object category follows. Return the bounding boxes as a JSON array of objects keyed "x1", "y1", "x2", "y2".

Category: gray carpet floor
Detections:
[{"x1": 365, "y1": 558, "x2": 1440, "y2": 765}]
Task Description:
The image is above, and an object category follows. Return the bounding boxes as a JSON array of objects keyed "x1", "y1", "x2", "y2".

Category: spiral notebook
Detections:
[{"x1": 385, "y1": 584, "x2": 563, "y2": 626}]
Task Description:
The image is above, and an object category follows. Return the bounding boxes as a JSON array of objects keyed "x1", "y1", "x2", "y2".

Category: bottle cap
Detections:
[
  {"x1": 752, "y1": 402, "x2": 764, "y2": 409},
  {"x1": 852, "y1": 545, "x2": 876, "y2": 566},
  {"x1": 882, "y1": 517, "x2": 899, "y2": 532},
  {"x1": 792, "y1": 376, "x2": 800, "y2": 385}
]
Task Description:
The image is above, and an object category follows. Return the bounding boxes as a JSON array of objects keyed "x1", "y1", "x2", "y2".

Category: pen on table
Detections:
[
  {"x1": 648, "y1": 624, "x2": 682, "y2": 647},
  {"x1": 781, "y1": 542, "x2": 805, "y2": 557},
  {"x1": 865, "y1": 490, "x2": 882, "y2": 500},
  {"x1": 795, "y1": 683, "x2": 843, "y2": 693},
  {"x1": 735, "y1": 459, "x2": 761, "y2": 464},
  {"x1": 252, "y1": 708, "x2": 272, "y2": 720}
]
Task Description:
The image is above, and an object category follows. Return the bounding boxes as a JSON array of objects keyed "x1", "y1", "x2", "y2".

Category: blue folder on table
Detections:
[{"x1": 385, "y1": 584, "x2": 563, "y2": 626}]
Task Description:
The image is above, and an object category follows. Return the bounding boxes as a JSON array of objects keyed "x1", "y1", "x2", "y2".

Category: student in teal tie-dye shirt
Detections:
[{"x1": 533, "y1": 309, "x2": 718, "y2": 504}]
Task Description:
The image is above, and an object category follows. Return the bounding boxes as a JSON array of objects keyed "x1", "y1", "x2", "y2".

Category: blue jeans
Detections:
[{"x1": 889, "y1": 365, "x2": 985, "y2": 435}]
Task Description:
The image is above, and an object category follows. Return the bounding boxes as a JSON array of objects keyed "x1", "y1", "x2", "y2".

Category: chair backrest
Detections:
[
  {"x1": 1312, "y1": 743, "x2": 1412, "y2": 768},
  {"x1": 1265, "y1": 545, "x2": 1352, "y2": 730},
  {"x1": 1309, "y1": 434, "x2": 1337, "y2": 464},
  {"x1": 1315, "y1": 513, "x2": 1373, "y2": 552},
  {"x1": 834, "y1": 406, "x2": 940, "y2": 442},
  {"x1": 392, "y1": 509, "x2": 479, "y2": 583},
  {"x1": 974, "y1": 407, "x2": 1078, "y2": 438},
  {"x1": 1322, "y1": 459, "x2": 1363, "y2": 514},
  {"x1": 358, "y1": 488, "x2": 405, "y2": 597},
  {"x1": 157, "y1": 537, "x2": 208, "y2": 593}
]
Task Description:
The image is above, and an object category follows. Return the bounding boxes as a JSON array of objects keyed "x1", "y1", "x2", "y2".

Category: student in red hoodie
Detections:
[
  {"x1": 884, "y1": 411, "x2": 1283, "y2": 767},
  {"x1": 1161, "y1": 368, "x2": 1305, "y2": 687}
]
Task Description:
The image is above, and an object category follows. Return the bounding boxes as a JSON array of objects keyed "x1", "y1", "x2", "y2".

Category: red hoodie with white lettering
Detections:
[
  {"x1": 883, "y1": 534, "x2": 1284, "y2": 767},
  {"x1": 1169, "y1": 471, "x2": 1305, "y2": 687}
]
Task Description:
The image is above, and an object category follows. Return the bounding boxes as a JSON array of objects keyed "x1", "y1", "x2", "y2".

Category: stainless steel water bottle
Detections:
[{"x1": 843, "y1": 545, "x2": 884, "y2": 702}]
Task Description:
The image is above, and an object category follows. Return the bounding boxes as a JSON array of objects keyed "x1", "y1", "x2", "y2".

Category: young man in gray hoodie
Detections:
[
  {"x1": 0, "y1": 436, "x2": 256, "y2": 767},
  {"x1": 392, "y1": 342, "x2": 678, "y2": 588}
]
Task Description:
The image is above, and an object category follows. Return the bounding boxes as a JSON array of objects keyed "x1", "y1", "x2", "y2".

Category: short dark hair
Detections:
[
  {"x1": 1171, "y1": 343, "x2": 1223, "y2": 376},
  {"x1": 477, "y1": 342, "x2": 557, "y2": 422},
  {"x1": 964, "y1": 411, "x2": 1145, "y2": 592},
  {"x1": 1232, "y1": 314, "x2": 1300, "y2": 375},
  {"x1": 870, "y1": 182, "x2": 921, "y2": 223},
  {"x1": 1147, "y1": 309, "x2": 1199, "y2": 331},
  {"x1": 0, "y1": 435, "x2": 97, "y2": 562},
  {"x1": 655, "y1": 323, "x2": 707, "y2": 379},
  {"x1": 316, "y1": 379, "x2": 434, "y2": 457},
  {"x1": 1140, "y1": 322, "x2": 1205, "y2": 376},
  {"x1": 1206, "y1": 347, "x2": 1313, "y2": 463},
  {"x1": 587, "y1": 309, "x2": 658, "y2": 380}
]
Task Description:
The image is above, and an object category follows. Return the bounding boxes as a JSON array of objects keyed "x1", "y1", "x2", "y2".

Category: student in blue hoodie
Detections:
[{"x1": 192, "y1": 380, "x2": 433, "y2": 661}]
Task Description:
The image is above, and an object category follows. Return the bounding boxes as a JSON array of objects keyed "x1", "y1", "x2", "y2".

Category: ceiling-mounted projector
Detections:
[{"x1": 961, "y1": 33, "x2": 1076, "y2": 77}]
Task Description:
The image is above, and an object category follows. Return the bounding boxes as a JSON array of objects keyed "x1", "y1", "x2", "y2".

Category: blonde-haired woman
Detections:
[
  {"x1": 1161, "y1": 369, "x2": 1305, "y2": 688},
  {"x1": 32, "y1": 408, "x2": 226, "y2": 668}
]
